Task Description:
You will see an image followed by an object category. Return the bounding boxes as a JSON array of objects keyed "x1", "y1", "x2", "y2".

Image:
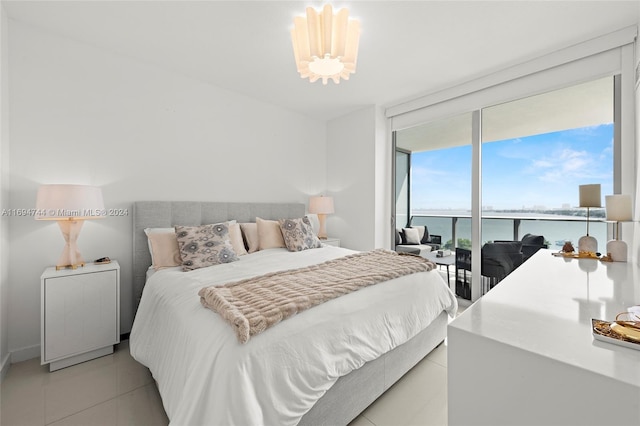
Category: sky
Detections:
[{"x1": 410, "y1": 124, "x2": 614, "y2": 211}]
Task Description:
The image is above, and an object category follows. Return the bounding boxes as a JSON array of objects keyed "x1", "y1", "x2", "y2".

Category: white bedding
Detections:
[{"x1": 130, "y1": 246, "x2": 457, "y2": 425}]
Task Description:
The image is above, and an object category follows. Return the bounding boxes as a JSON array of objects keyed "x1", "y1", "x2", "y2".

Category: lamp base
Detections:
[
  {"x1": 606, "y1": 239, "x2": 627, "y2": 262},
  {"x1": 317, "y1": 213, "x2": 328, "y2": 240},
  {"x1": 577, "y1": 235, "x2": 597, "y2": 254},
  {"x1": 56, "y1": 219, "x2": 86, "y2": 270}
]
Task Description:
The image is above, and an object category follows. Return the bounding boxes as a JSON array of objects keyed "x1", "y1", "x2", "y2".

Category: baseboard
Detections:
[
  {"x1": 10, "y1": 344, "x2": 40, "y2": 363},
  {"x1": 2, "y1": 336, "x2": 135, "y2": 377},
  {"x1": 8, "y1": 335, "x2": 131, "y2": 369},
  {"x1": 0, "y1": 352, "x2": 10, "y2": 382}
]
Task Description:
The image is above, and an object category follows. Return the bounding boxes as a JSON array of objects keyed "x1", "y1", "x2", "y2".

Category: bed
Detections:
[{"x1": 129, "y1": 201, "x2": 457, "y2": 425}]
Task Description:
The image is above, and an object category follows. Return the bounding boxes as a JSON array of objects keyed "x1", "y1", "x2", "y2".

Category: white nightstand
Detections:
[
  {"x1": 41, "y1": 261, "x2": 120, "y2": 371},
  {"x1": 322, "y1": 237, "x2": 341, "y2": 247}
]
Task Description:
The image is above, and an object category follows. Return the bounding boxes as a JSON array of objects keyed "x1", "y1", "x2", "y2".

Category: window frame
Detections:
[{"x1": 388, "y1": 27, "x2": 636, "y2": 301}]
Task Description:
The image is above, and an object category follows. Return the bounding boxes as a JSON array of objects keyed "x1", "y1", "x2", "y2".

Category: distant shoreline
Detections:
[
  {"x1": 407, "y1": 210, "x2": 608, "y2": 249},
  {"x1": 412, "y1": 209, "x2": 606, "y2": 220}
]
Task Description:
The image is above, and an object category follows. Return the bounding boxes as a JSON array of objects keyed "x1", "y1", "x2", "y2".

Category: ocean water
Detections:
[{"x1": 409, "y1": 212, "x2": 608, "y2": 251}]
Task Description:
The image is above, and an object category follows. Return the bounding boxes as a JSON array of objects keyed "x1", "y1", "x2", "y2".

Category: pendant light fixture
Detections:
[{"x1": 291, "y1": 4, "x2": 361, "y2": 85}]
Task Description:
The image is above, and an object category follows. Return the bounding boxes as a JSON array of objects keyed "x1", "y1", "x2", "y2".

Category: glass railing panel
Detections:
[
  {"x1": 481, "y1": 218, "x2": 513, "y2": 244},
  {"x1": 408, "y1": 214, "x2": 608, "y2": 254},
  {"x1": 451, "y1": 217, "x2": 471, "y2": 250}
]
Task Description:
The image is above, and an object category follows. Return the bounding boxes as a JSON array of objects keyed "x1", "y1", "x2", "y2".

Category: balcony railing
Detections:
[{"x1": 408, "y1": 212, "x2": 608, "y2": 251}]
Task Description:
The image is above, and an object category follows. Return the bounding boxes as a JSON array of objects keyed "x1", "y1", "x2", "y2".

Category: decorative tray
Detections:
[
  {"x1": 592, "y1": 319, "x2": 640, "y2": 351},
  {"x1": 552, "y1": 252, "x2": 600, "y2": 259}
]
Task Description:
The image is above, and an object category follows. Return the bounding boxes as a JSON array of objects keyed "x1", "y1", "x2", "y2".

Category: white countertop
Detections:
[{"x1": 449, "y1": 249, "x2": 640, "y2": 387}]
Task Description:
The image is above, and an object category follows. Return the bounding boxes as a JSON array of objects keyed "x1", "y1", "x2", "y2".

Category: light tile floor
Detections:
[
  {"x1": 1, "y1": 304, "x2": 467, "y2": 426},
  {"x1": 1, "y1": 340, "x2": 167, "y2": 426}
]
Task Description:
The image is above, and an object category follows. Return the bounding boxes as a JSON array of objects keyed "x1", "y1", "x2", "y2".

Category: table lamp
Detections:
[
  {"x1": 308, "y1": 196, "x2": 334, "y2": 240},
  {"x1": 578, "y1": 184, "x2": 601, "y2": 254},
  {"x1": 36, "y1": 184, "x2": 105, "y2": 270},
  {"x1": 605, "y1": 194, "x2": 632, "y2": 262}
]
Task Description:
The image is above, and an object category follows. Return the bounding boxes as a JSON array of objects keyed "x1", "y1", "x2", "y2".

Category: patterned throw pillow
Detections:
[
  {"x1": 174, "y1": 223, "x2": 238, "y2": 271},
  {"x1": 278, "y1": 216, "x2": 322, "y2": 252}
]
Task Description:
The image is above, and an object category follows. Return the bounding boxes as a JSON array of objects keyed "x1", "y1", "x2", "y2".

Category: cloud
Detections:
[
  {"x1": 411, "y1": 165, "x2": 448, "y2": 180},
  {"x1": 527, "y1": 147, "x2": 609, "y2": 183},
  {"x1": 409, "y1": 124, "x2": 613, "y2": 210},
  {"x1": 531, "y1": 159, "x2": 553, "y2": 168}
]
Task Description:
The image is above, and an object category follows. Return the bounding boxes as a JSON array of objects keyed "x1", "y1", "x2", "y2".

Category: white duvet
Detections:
[{"x1": 130, "y1": 246, "x2": 457, "y2": 426}]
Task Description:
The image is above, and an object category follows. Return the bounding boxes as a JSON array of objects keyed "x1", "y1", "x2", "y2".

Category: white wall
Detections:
[
  {"x1": 0, "y1": 2, "x2": 10, "y2": 378},
  {"x1": 7, "y1": 21, "x2": 327, "y2": 361},
  {"x1": 327, "y1": 106, "x2": 390, "y2": 251}
]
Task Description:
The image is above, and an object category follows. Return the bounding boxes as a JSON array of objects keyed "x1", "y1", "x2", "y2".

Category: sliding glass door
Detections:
[
  {"x1": 395, "y1": 112, "x2": 473, "y2": 247},
  {"x1": 481, "y1": 76, "x2": 613, "y2": 250},
  {"x1": 395, "y1": 113, "x2": 473, "y2": 296},
  {"x1": 395, "y1": 148, "x2": 411, "y2": 231},
  {"x1": 393, "y1": 76, "x2": 617, "y2": 301}
]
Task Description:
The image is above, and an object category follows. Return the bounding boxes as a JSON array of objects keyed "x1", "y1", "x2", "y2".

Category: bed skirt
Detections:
[{"x1": 299, "y1": 311, "x2": 448, "y2": 425}]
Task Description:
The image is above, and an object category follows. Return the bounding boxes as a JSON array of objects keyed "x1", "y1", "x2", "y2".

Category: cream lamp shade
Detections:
[
  {"x1": 309, "y1": 196, "x2": 334, "y2": 240},
  {"x1": 605, "y1": 194, "x2": 633, "y2": 262},
  {"x1": 605, "y1": 194, "x2": 632, "y2": 221},
  {"x1": 579, "y1": 184, "x2": 602, "y2": 208},
  {"x1": 291, "y1": 4, "x2": 361, "y2": 85},
  {"x1": 36, "y1": 184, "x2": 105, "y2": 270},
  {"x1": 577, "y1": 184, "x2": 601, "y2": 254}
]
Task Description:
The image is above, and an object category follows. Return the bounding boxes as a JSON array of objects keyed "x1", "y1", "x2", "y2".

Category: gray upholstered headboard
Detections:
[{"x1": 132, "y1": 201, "x2": 305, "y2": 311}]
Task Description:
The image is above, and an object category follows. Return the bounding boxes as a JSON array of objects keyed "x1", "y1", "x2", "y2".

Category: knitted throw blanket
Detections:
[{"x1": 198, "y1": 249, "x2": 435, "y2": 343}]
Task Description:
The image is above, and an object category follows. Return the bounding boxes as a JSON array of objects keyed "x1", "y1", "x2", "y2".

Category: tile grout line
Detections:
[
  {"x1": 43, "y1": 382, "x2": 152, "y2": 425},
  {"x1": 362, "y1": 412, "x2": 378, "y2": 426},
  {"x1": 45, "y1": 397, "x2": 116, "y2": 426},
  {"x1": 425, "y1": 356, "x2": 447, "y2": 369}
]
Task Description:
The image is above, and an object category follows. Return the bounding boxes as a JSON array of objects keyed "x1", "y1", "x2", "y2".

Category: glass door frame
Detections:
[
  {"x1": 392, "y1": 76, "x2": 623, "y2": 302},
  {"x1": 391, "y1": 132, "x2": 412, "y2": 249}
]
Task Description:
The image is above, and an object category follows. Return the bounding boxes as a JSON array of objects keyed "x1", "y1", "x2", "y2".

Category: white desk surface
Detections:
[{"x1": 449, "y1": 249, "x2": 640, "y2": 387}]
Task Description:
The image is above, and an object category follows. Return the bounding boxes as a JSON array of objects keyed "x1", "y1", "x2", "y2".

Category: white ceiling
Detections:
[{"x1": 3, "y1": 0, "x2": 639, "y2": 122}]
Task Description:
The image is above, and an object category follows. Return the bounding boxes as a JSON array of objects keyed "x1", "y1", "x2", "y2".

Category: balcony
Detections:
[
  {"x1": 408, "y1": 211, "x2": 607, "y2": 252},
  {"x1": 406, "y1": 212, "x2": 609, "y2": 302}
]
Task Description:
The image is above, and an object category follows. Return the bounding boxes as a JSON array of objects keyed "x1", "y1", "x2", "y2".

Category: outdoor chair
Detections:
[
  {"x1": 395, "y1": 225, "x2": 442, "y2": 255},
  {"x1": 455, "y1": 248, "x2": 472, "y2": 300},
  {"x1": 455, "y1": 242, "x2": 524, "y2": 298},
  {"x1": 494, "y1": 233, "x2": 547, "y2": 261},
  {"x1": 481, "y1": 242, "x2": 523, "y2": 291}
]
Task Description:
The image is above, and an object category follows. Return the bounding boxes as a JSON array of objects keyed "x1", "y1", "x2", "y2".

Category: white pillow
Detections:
[
  {"x1": 402, "y1": 227, "x2": 421, "y2": 245},
  {"x1": 413, "y1": 226, "x2": 426, "y2": 242}
]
